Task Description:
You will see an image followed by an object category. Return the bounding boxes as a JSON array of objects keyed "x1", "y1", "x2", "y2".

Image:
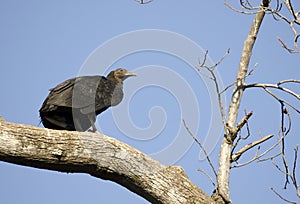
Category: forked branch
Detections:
[
  {"x1": 195, "y1": 48, "x2": 230, "y2": 125},
  {"x1": 231, "y1": 134, "x2": 274, "y2": 162},
  {"x1": 244, "y1": 80, "x2": 300, "y2": 114},
  {"x1": 225, "y1": 0, "x2": 300, "y2": 53}
]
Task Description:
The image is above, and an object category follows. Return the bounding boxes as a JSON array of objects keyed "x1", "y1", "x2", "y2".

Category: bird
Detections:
[{"x1": 39, "y1": 68, "x2": 136, "y2": 132}]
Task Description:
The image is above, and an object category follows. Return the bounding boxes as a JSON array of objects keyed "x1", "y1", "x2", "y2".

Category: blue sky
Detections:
[{"x1": 0, "y1": 1, "x2": 299, "y2": 203}]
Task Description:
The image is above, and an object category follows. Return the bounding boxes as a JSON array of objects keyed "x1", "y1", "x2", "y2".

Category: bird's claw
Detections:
[{"x1": 87, "y1": 129, "x2": 101, "y2": 134}]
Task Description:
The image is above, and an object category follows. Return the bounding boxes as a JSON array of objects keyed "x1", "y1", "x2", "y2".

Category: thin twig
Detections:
[
  {"x1": 226, "y1": 0, "x2": 300, "y2": 53},
  {"x1": 236, "y1": 111, "x2": 253, "y2": 133},
  {"x1": 270, "y1": 188, "x2": 297, "y2": 204},
  {"x1": 277, "y1": 37, "x2": 300, "y2": 53},
  {"x1": 224, "y1": 1, "x2": 260, "y2": 15},
  {"x1": 271, "y1": 144, "x2": 300, "y2": 198},
  {"x1": 196, "y1": 48, "x2": 230, "y2": 125},
  {"x1": 283, "y1": 0, "x2": 300, "y2": 24},
  {"x1": 244, "y1": 83, "x2": 300, "y2": 100},
  {"x1": 243, "y1": 109, "x2": 251, "y2": 141},
  {"x1": 134, "y1": 0, "x2": 153, "y2": 4},
  {"x1": 220, "y1": 82, "x2": 235, "y2": 94},
  {"x1": 277, "y1": 79, "x2": 300, "y2": 86},
  {"x1": 268, "y1": 87, "x2": 299, "y2": 113},
  {"x1": 231, "y1": 109, "x2": 252, "y2": 155},
  {"x1": 197, "y1": 168, "x2": 216, "y2": 187},
  {"x1": 280, "y1": 104, "x2": 289, "y2": 189},
  {"x1": 232, "y1": 132, "x2": 286, "y2": 168},
  {"x1": 197, "y1": 50, "x2": 208, "y2": 68},
  {"x1": 258, "y1": 152, "x2": 281, "y2": 162},
  {"x1": 292, "y1": 145, "x2": 300, "y2": 198},
  {"x1": 182, "y1": 119, "x2": 218, "y2": 178},
  {"x1": 247, "y1": 63, "x2": 259, "y2": 76},
  {"x1": 272, "y1": 160, "x2": 289, "y2": 175},
  {"x1": 272, "y1": 1, "x2": 300, "y2": 53}
]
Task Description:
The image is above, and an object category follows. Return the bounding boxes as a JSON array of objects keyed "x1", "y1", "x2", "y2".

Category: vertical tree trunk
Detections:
[{"x1": 216, "y1": 1, "x2": 270, "y2": 203}]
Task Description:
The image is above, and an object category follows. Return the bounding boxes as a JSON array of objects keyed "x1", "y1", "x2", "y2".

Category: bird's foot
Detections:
[{"x1": 87, "y1": 129, "x2": 101, "y2": 134}]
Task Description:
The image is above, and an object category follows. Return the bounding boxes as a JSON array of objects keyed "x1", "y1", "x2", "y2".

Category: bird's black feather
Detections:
[{"x1": 39, "y1": 68, "x2": 135, "y2": 132}]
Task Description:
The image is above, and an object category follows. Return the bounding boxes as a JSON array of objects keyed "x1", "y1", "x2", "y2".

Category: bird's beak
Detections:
[{"x1": 124, "y1": 71, "x2": 137, "y2": 77}]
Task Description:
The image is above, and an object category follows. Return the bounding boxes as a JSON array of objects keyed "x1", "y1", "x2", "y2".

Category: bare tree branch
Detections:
[
  {"x1": 270, "y1": 0, "x2": 300, "y2": 53},
  {"x1": 236, "y1": 111, "x2": 253, "y2": 135},
  {"x1": 280, "y1": 104, "x2": 291, "y2": 189},
  {"x1": 0, "y1": 120, "x2": 215, "y2": 204},
  {"x1": 224, "y1": 0, "x2": 260, "y2": 15},
  {"x1": 225, "y1": 0, "x2": 300, "y2": 53},
  {"x1": 197, "y1": 168, "x2": 216, "y2": 188},
  {"x1": 292, "y1": 145, "x2": 300, "y2": 198},
  {"x1": 264, "y1": 87, "x2": 300, "y2": 114},
  {"x1": 231, "y1": 134, "x2": 274, "y2": 162},
  {"x1": 216, "y1": 1, "x2": 299, "y2": 202},
  {"x1": 271, "y1": 187, "x2": 297, "y2": 204},
  {"x1": 244, "y1": 82, "x2": 300, "y2": 100},
  {"x1": 231, "y1": 133, "x2": 283, "y2": 168},
  {"x1": 277, "y1": 79, "x2": 300, "y2": 86},
  {"x1": 195, "y1": 48, "x2": 230, "y2": 125},
  {"x1": 277, "y1": 37, "x2": 300, "y2": 54},
  {"x1": 292, "y1": 145, "x2": 298, "y2": 179},
  {"x1": 244, "y1": 82, "x2": 300, "y2": 114},
  {"x1": 134, "y1": 0, "x2": 153, "y2": 4},
  {"x1": 231, "y1": 109, "x2": 252, "y2": 156},
  {"x1": 272, "y1": 144, "x2": 300, "y2": 199}
]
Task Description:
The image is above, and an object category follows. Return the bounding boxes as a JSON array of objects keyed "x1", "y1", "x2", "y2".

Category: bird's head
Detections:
[{"x1": 107, "y1": 68, "x2": 137, "y2": 83}]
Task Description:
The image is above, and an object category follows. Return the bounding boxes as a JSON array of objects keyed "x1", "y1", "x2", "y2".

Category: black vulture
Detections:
[{"x1": 39, "y1": 68, "x2": 136, "y2": 132}]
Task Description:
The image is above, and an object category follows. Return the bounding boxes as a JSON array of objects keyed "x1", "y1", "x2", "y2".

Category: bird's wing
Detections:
[
  {"x1": 44, "y1": 77, "x2": 77, "y2": 108},
  {"x1": 44, "y1": 75, "x2": 118, "y2": 115},
  {"x1": 72, "y1": 76, "x2": 103, "y2": 109},
  {"x1": 45, "y1": 76, "x2": 102, "y2": 109}
]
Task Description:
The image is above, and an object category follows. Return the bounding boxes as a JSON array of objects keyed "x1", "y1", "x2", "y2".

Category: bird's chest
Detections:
[{"x1": 110, "y1": 84, "x2": 123, "y2": 106}]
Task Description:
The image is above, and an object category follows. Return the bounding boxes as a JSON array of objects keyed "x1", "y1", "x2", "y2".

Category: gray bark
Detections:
[
  {"x1": 0, "y1": 120, "x2": 216, "y2": 204},
  {"x1": 216, "y1": 1, "x2": 270, "y2": 203}
]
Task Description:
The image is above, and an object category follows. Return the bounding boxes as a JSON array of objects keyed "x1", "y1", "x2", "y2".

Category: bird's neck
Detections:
[{"x1": 107, "y1": 75, "x2": 122, "y2": 84}]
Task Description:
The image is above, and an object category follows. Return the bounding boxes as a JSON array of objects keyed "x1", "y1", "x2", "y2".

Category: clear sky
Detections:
[{"x1": 0, "y1": 1, "x2": 299, "y2": 203}]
